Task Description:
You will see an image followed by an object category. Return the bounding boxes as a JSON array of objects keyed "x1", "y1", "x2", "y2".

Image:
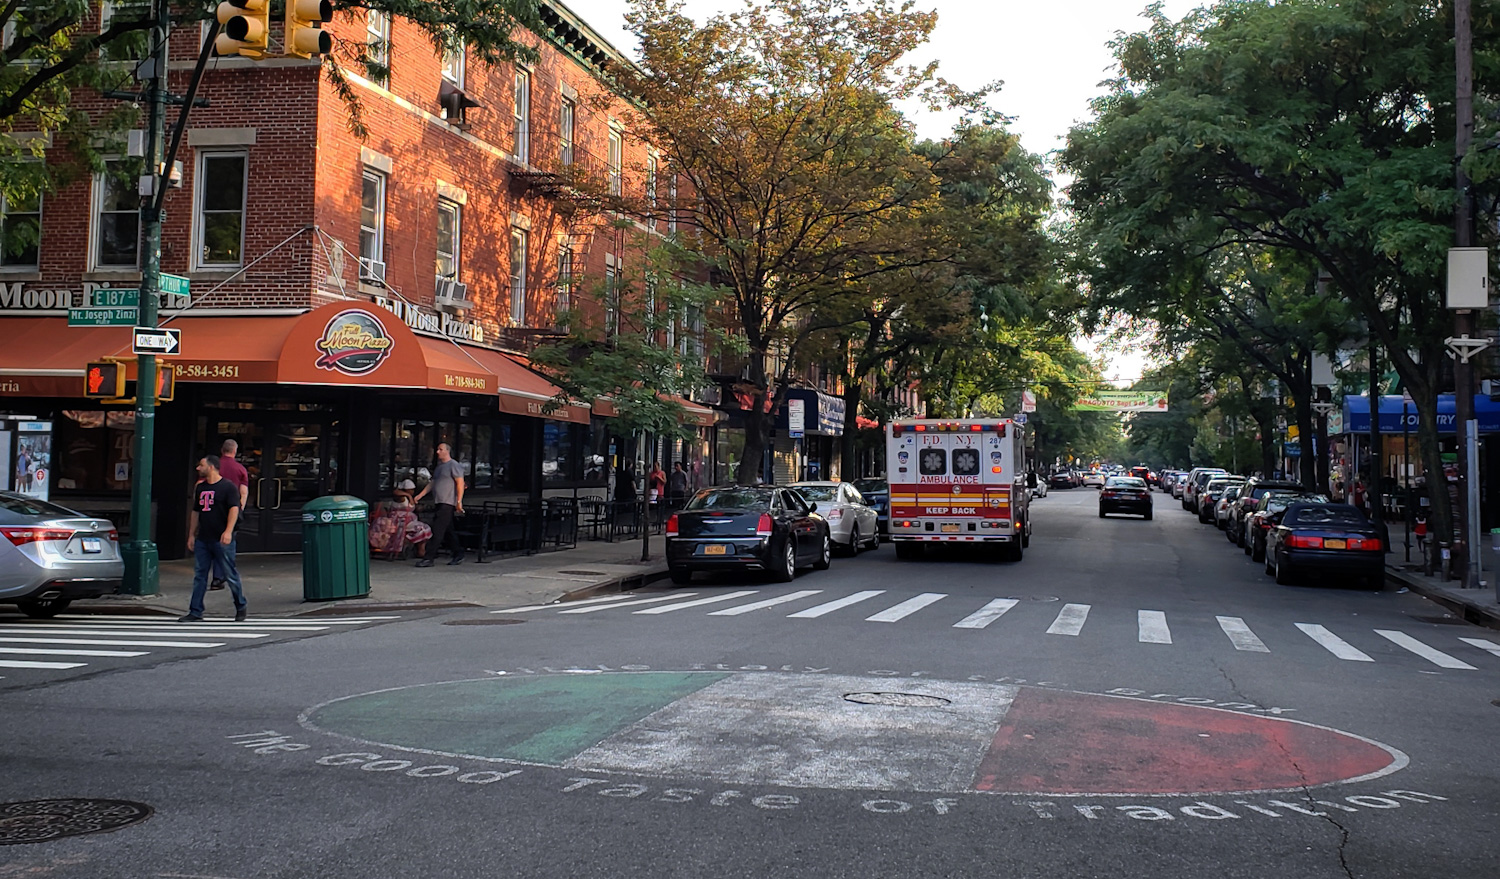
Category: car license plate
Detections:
[
  {"x1": 81, "y1": 538, "x2": 103, "y2": 553},
  {"x1": 1324, "y1": 538, "x2": 1346, "y2": 549},
  {"x1": 703, "y1": 544, "x2": 729, "y2": 555},
  {"x1": 941, "y1": 524, "x2": 960, "y2": 533}
]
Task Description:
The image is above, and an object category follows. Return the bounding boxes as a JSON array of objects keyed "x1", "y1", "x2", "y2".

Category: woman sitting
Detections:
[{"x1": 370, "y1": 479, "x2": 433, "y2": 558}]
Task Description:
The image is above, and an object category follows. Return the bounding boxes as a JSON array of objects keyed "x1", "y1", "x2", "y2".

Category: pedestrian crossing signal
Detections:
[
  {"x1": 84, "y1": 361, "x2": 126, "y2": 400},
  {"x1": 155, "y1": 363, "x2": 175, "y2": 403}
]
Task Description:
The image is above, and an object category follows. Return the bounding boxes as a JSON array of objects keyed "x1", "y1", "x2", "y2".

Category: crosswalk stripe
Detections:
[
  {"x1": 866, "y1": 593, "x2": 947, "y2": 623},
  {"x1": 788, "y1": 590, "x2": 886, "y2": 619},
  {"x1": 0, "y1": 636, "x2": 226, "y2": 649},
  {"x1": 558, "y1": 594, "x2": 698, "y2": 614},
  {"x1": 51, "y1": 615, "x2": 397, "y2": 624},
  {"x1": 1296, "y1": 624, "x2": 1374, "y2": 661},
  {"x1": 952, "y1": 598, "x2": 1020, "y2": 629},
  {"x1": 493, "y1": 595, "x2": 633, "y2": 614},
  {"x1": 1138, "y1": 610, "x2": 1172, "y2": 644},
  {"x1": 0, "y1": 628, "x2": 269, "y2": 640},
  {"x1": 28, "y1": 622, "x2": 331, "y2": 631},
  {"x1": 1046, "y1": 603, "x2": 1090, "y2": 636},
  {"x1": 708, "y1": 591, "x2": 823, "y2": 616},
  {"x1": 1217, "y1": 616, "x2": 1270, "y2": 652},
  {"x1": 0, "y1": 647, "x2": 148, "y2": 657},
  {"x1": 1459, "y1": 637, "x2": 1500, "y2": 657},
  {"x1": 1375, "y1": 630, "x2": 1477, "y2": 670},
  {"x1": 634, "y1": 591, "x2": 760, "y2": 614},
  {"x1": 0, "y1": 659, "x2": 86, "y2": 670}
]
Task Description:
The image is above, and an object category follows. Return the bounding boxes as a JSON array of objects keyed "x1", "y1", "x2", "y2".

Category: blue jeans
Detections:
[{"x1": 191, "y1": 536, "x2": 245, "y2": 617}]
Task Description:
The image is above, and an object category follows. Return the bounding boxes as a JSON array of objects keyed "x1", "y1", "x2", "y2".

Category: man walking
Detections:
[
  {"x1": 182, "y1": 455, "x2": 247, "y2": 622},
  {"x1": 414, "y1": 442, "x2": 465, "y2": 567},
  {"x1": 210, "y1": 439, "x2": 250, "y2": 591},
  {"x1": 668, "y1": 461, "x2": 690, "y2": 510}
]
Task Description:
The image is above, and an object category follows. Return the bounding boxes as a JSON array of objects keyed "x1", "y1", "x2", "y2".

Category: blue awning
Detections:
[{"x1": 1342, "y1": 394, "x2": 1500, "y2": 434}]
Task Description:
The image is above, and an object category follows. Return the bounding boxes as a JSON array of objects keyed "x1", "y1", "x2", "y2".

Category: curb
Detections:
[
  {"x1": 292, "y1": 599, "x2": 483, "y2": 617},
  {"x1": 557, "y1": 566, "x2": 673, "y2": 603},
  {"x1": 1385, "y1": 566, "x2": 1500, "y2": 632}
]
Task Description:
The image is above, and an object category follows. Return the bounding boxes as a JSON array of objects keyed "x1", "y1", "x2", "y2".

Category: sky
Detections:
[{"x1": 561, "y1": 0, "x2": 1201, "y2": 383}]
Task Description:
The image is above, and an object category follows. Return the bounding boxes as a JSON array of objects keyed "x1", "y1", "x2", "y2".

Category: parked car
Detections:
[
  {"x1": 1099, "y1": 476, "x2": 1153, "y2": 519},
  {"x1": 1197, "y1": 476, "x2": 1245, "y2": 524},
  {"x1": 1214, "y1": 484, "x2": 1245, "y2": 529},
  {"x1": 1244, "y1": 491, "x2": 1330, "y2": 562},
  {"x1": 1182, "y1": 467, "x2": 1229, "y2": 512},
  {"x1": 791, "y1": 481, "x2": 880, "y2": 554},
  {"x1": 0, "y1": 491, "x2": 123, "y2": 618},
  {"x1": 1047, "y1": 471, "x2": 1075, "y2": 490},
  {"x1": 666, "y1": 486, "x2": 832, "y2": 584},
  {"x1": 1171, "y1": 472, "x2": 1190, "y2": 499},
  {"x1": 1265, "y1": 502, "x2": 1385, "y2": 587},
  {"x1": 1031, "y1": 476, "x2": 1048, "y2": 499},
  {"x1": 1226, "y1": 479, "x2": 1306, "y2": 546},
  {"x1": 851, "y1": 477, "x2": 889, "y2": 536}
]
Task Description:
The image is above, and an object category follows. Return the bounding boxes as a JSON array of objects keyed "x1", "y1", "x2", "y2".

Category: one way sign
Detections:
[{"x1": 132, "y1": 326, "x2": 181, "y2": 356}]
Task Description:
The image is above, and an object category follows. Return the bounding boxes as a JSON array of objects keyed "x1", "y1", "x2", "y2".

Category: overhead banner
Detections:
[{"x1": 1072, "y1": 391, "x2": 1169, "y2": 413}]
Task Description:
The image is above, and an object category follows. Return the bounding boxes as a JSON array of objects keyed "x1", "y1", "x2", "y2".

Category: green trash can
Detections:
[{"x1": 301, "y1": 496, "x2": 371, "y2": 601}]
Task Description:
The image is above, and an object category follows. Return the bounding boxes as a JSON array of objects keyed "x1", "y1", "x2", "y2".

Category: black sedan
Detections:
[
  {"x1": 665, "y1": 486, "x2": 831, "y2": 584},
  {"x1": 1099, "y1": 476, "x2": 1152, "y2": 519},
  {"x1": 1244, "y1": 491, "x2": 1329, "y2": 561},
  {"x1": 1265, "y1": 502, "x2": 1385, "y2": 587},
  {"x1": 1047, "y1": 472, "x2": 1075, "y2": 490}
]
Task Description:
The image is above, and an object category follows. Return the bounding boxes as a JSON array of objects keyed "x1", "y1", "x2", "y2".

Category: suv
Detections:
[{"x1": 1181, "y1": 467, "x2": 1228, "y2": 512}]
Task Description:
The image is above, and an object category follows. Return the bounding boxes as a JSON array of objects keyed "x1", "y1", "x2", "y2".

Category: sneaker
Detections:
[
  {"x1": 177, "y1": 614, "x2": 204, "y2": 622},
  {"x1": 415, "y1": 559, "x2": 435, "y2": 568},
  {"x1": 447, "y1": 554, "x2": 464, "y2": 566},
  {"x1": 234, "y1": 609, "x2": 247, "y2": 622},
  {"x1": 209, "y1": 578, "x2": 226, "y2": 592}
]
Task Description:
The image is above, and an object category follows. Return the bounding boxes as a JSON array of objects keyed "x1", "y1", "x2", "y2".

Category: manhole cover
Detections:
[
  {"x1": 1413, "y1": 615, "x2": 1465, "y2": 625},
  {"x1": 558, "y1": 570, "x2": 605, "y2": 576},
  {"x1": 442, "y1": 619, "x2": 526, "y2": 626},
  {"x1": 0, "y1": 799, "x2": 152, "y2": 846},
  {"x1": 843, "y1": 692, "x2": 952, "y2": 708}
]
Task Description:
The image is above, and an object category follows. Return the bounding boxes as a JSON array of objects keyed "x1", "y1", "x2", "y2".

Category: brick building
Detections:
[{"x1": 0, "y1": 1, "x2": 715, "y2": 556}]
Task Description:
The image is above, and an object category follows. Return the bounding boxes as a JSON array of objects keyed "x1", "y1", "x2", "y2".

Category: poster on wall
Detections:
[{"x1": 13, "y1": 421, "x2": 53, "y2": 501}]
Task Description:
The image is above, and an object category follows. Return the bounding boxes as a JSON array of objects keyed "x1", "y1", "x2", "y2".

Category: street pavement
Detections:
[{"x1": 0, "y1": 486, "x2": 1495, "y2": 878}]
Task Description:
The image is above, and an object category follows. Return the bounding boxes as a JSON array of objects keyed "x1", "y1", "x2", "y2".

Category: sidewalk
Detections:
[
  {"x1": 1385, "y1": 542, "x2": 1500, "y2": 631},
  {"x1": 71, "y1": 541, "x2": 671, "y2": 618}
]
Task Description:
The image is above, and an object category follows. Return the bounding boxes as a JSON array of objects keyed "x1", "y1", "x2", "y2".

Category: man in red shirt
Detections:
[{"x1": 211, "y1": 439, "x2": 251, "y2": 591}]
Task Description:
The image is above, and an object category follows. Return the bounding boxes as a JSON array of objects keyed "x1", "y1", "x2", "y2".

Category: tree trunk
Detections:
[
  {"x1": 840, "y1": 381, "x2": 864, "y2": 480},
  {"x1": 736, "y1": 398, "x2": 771, "y2": 485},
  {"x1": 1294, "y1": 382, "x2": 1316, "y2": 488}
]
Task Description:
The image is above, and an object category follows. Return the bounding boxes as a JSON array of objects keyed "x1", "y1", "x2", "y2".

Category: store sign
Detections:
[
  {"x1": 374, "y1": 297, "x2": 484, "y2": 343},
  {"x1": 314, "y1": 309, "x2": 395, "y2": 376},
  {"x1": 0, "y1": 281, "x2": 193, "y2": 313},
  {"x1": 788, "y1": 399, "x2": 805, "y2": 438},
  {"x1": 0, "y1": 283, "x2": 80, "y2": 311}
]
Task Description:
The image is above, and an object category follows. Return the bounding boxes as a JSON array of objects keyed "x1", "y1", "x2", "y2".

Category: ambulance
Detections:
[{"x1": 885, "y1": 418, "x2": 1030, "y2": 561}]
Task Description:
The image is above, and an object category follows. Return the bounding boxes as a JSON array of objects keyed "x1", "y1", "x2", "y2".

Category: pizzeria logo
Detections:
[{"x1": 314, "y1": 310, "x2": 394, "y2": 376}]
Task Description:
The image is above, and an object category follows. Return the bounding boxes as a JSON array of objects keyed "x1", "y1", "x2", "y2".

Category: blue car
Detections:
[{"x1": 853, "y1": 477, "x2": 889, "y2": 535}]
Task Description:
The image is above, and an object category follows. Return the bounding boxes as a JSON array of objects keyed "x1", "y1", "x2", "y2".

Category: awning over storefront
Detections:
[
  {"x1": 1342, "y1": 394, "x2": 1500, "y2": 434},
  {"x1": 0, "y1": 302, "x2": 588, "y2": 423},
  {"x1": 775, "y1": 388, "x2": 847, "y2": 436},
  {"x1": 590, "y1": 393, "x2": 722, "y2": 427}
]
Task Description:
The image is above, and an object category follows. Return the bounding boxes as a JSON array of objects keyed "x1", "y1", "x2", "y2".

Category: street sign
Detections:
[
  {"x1": 132, "y1": 326, "x2": 181, "y2": 356},
  {"x1": 90, "y1": 288, "x2": 140, "y2": 308},
  {"x1": 787, "y1": 398, "x2": 805, "y2": 439},
  {"x1": 159, "y1": 272, "x2": 189, "y2": 297},
  {"x1": 1013, "y1": 413, "x2": 1027, "y2": 424},
  {"x1": 68, "y1": 307, "x2": 138, "y2": 327}
]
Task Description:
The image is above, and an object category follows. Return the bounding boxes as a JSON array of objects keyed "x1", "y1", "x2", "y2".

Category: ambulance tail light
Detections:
[{"x1": 756, "y1": 513, "x2": 774, "y2": 537}]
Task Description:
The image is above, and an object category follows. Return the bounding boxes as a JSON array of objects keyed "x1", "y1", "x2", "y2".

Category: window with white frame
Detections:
[
  {"x1": 100, "y1": 0, "x2": 150, "y2": 62},
  {"x1": 508, "y1": 227, "x2": 527, "y2": 325},
  {"x1": 436, "y1": 198, "x2": 461, "y2": 279},
  {"x1": 441, "y1": 38, "x2": 465, "y2": 88},
  {"x1": 559, "y1": 98, "x2": 575, "y2": 166},
  {"x1": 512, "y1": 68, "x2": 530, "y2": 164},
  {"x1": 607, "y1": 128, "x2": 622, "y2": 196},
  {"x1": 194, "y1": 151, "x2": 247, "y2": 267},
  {"x1": 605, "y1": 254, "x2": 619, "y2": 334},
  {"x1": 0, "y1": 190, "x2": 40, "y2": 269},
  {"x1": 556, "y1": 244, "x2": 572, "y2": 316},
  {"x1": 668, "y1": 172, "x2": 678, "y2": 234},
  {"x1": 646, "y1": 153, "x2": 658, "y2": 214},
  {"x1": 366, "y1": 10, "x2": 391, "y2": 86},
  {"x1": 359, "y1": 170, "x2": 385, "y2": 276},
  {"x1": 93, "y1": 160, "x2": 139, "y2": 269}
]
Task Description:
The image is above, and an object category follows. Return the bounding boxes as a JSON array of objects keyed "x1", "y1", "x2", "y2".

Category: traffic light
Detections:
[
  {"x1": 155, "y1": 363, "x2": 176, "y2": 403},
  {"x1": 284, "y1": 0, "x2": 333, "y2": 58},
  {"x1": 215, "y1": 0, "x2": 269, "y2": 58},
  {"x1": 84, "y1": 361, "x2": 126, "y2": 400}
]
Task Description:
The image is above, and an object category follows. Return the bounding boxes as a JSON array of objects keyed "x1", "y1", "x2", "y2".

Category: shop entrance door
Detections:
[{"x1": 201, "y1": 416, "x2": 338, "y2": 553}]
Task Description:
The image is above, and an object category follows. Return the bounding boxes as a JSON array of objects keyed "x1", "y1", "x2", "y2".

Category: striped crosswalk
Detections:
[
  {"x1": 0, "y1": 614, "x2": 400, "y2": 676},
  {"x1": 495, "y1": 588, "x2": 1500, "y2": 673}
]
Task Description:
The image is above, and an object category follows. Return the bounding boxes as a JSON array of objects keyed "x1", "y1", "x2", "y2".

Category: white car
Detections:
[
  {"x1": 1083, "y1": 471, "x2": 1105, "y2": 487},
  {"x1": 789, "y1": 481, "x2": 880, "y2": 554}
]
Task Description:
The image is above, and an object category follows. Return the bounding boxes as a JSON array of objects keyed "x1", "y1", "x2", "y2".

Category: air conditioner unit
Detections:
[
  {"x1": 358, "y1": 257, "x2": 387, "y2": 284},
  {"x1": 434, "y1": 277, "x2": 473, "y2": 311}
]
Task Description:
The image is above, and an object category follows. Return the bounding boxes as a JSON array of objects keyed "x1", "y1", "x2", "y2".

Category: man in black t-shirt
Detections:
[{"x1": 182, "y1": 455, "x2": 247, "y2": 621}]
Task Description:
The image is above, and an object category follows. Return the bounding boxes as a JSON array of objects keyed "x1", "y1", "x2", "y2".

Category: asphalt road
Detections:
[{"x1": 2, "y1": 486, "x2": 1497, "y2": 878}]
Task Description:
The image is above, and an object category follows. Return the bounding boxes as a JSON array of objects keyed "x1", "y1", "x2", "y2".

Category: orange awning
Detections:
[
  {"x1": 592, "y1": 394, "x2": 720, "y2": 427},
  {"x1": 460, "y1": 347, "x2": 591, "y2": 423}
]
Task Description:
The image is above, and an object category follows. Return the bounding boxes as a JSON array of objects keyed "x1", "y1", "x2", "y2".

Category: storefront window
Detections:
[
  {"x1": 716, "y1": 427, "x2": 745, "y2": 486},
  {"x1": 378, "y1": 419, "x2": 394, "y2": 491},
  {"x1": 543, "y1": 421, "x2": 573, "y2": 484},
  {"x1": 494, "y1": 424, "x2": 512, "y2": 489},
  {"x1": 473, "y1": 424, "x2": 493, "y2": 489},
  {"x1": 458, "y1": 422, "x2": 474, "y2": 479},
  {"x1": 584, "y1": 418, "x2": 608, "y2": 484},
  {"x1": 54, "y1": 410, "x2": 135, "y2": 494}
]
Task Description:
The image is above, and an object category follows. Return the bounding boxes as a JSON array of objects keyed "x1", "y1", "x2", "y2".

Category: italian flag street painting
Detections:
[{"x1": 303, "y1": 672, "x2": 1406, "y2": 796}]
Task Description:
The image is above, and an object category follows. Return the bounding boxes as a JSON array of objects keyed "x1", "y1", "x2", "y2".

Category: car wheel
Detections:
[
  {"x1": 1009, "y1": 539, "x2": 1024, "y2": 562},
  {"x1": 1099, "y1": 508, "x2": 1107, "y2": 518},
  {"x1": 17, "y1": 598, "x2": 71, "y2": 619},
  {"x1": 867, "y1": 526, "x2": 881, "y2": 550},
  {"x1": 1274, "y1": 554, "x2": 1296, "y2": 585},
  {"x1": 669, "y1": 567, "x2": 693, "y2": 585},
  {"x1": 1021, "y1": 520, "x2": 1030, "y2": 547},
  {"x1": 813, "y1": 531, "x2": 832, "y2": 570},
  {"x1": 1263, "y1": 548, "x2": 1275, "y2": 574},
  {"x1": 847, "y1": 525, "x2": 862, "y2": 556},
  {"x1": 772, "y1": 539, "x2": 798, "y2": 582},
  {"x1": 1144, "y1": 509, "x2": 1153, "y2": 521}
]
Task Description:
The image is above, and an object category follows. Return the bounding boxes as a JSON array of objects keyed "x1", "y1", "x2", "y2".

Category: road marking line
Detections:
[
  {"x1": 53, "y1": 615, "x2": 398, "y2": 624},
  {"x1": 493, "y1": 595, "x2": 633, "y2": 614},
  {"x1": 0, "y1": 628, "x2": 268, "y2": 640},
  {"x1": 1138, "y1": 610, "x2": 1172, "y2": 644},
  {"x1": 708, "y1": 590, "x2": 823, "y2": 616},
  {"x1": 0, "y1": 659, "x2": 86, "y2": 670},
  {"x1": 1046, "y1": 603, "x2": 1090, "y2": 636},
  {"x1": 0, "y1": 637, "x2": 226, "y2": 649},
  {"x1": 1374, "y1": 630, "x2": 1477, "y2": 670},
  {"x1": 788, "y1": 590, "x2": 887, "y2": 619},
  {"x1": 1296, "y1": 624, "x2": 1374, "y2": 662},
  {"x1": 1217, "y1": 616, "x2": 1271, "y2": 652},
  {"x1": 0, "y1": 647, "x2": 149, "y2": 657},
  {"x1": 952, "y1": 598, "x2": 1021, "y2": 629},
  {"x1": 557, "y1": 594, "x2": 698, "y2": 614},
  {"x1": 866, "y1": 593, "x2": 946, "y2": 623},
  {"x1": 1459, "y1": 637, "x2": 1500, "y2": 657},
  {"x1": 634, "y1": 591, "x2": 760, "y2": 614},
  {"x1": 31, "y1": 621, "x2": 332, "y2": 631}
]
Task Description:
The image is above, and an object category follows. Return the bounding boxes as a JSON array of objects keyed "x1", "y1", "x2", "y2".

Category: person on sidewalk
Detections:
[
  {"x1": 648, "y1": 463, "x2": 667, "y2": 524},
  {"x1": 668, "y1": 461, "x2": 690, "y2": 510},
  {"x1": 182, "y1": 455, "x2": 247, "y2": 622},
  {"x1": 413, "y1": 442, "x2": 465, "y2": 567},
  {"x1": 210, "y1": 439, "x2": 250, "y2": 591}
]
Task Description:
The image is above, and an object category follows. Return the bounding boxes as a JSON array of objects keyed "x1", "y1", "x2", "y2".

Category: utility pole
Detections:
[{"x1": 1453, "y1": 0, "x2": 1478, "y2": 587}]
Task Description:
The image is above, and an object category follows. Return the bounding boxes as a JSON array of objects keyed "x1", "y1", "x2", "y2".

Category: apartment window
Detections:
[
  {"x1": 436, "y1": 198, "x2": 461, "y2": 279},
  {"x1": 508, "y1": 227, "x2": 527, "y2": 325},
  {"x1": 194, "y1": 152, "x2": 247, "y2": 267},
  {"x1": 93, "y1": 160, "x2": 139, "y2": 269},
  {"x1": 556, "y1": 245, "x2": 572, "y2": 316},
  {"x1": 668, "y1": 173, "x2": 678, "y2": 234},
  {"x1": 100, "y1": 1, "x2": 150, "y2": 61},
  {"x1": 559, "y1": 98, "x2": 575, "y2": 166},
  {"x1": 0, "y1": 191, "x2": 40, "y2": 269},
  {"x1": 646, "y1": 153, "x2": 658, "y2": 213},
  {"x1": 441, "y1": 40, "x2": 465, "y2": 88},
  {"x1": 605, "y1": 255, "x2": 619, "y2": 334},
  {"x1": 366, "y1": 10, "x2": 390, "y2": 86},
  {"x1": 513, "y1": 69, "x2": 530, "y2": 164},
  {"x1": 360, "y1": 170, "x2": 385, "y2": 269},
  {"x1": 607, "y1": 129, "x2": 622, "y2": 196}
]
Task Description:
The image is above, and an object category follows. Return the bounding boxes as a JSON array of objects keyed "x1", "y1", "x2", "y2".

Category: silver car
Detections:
[
  {"x1": 0, "y1": 492, "x2": 123, "y2": 618},
  {"x1": 790, "y1": 481, "x2": 880, "y2": 554}
]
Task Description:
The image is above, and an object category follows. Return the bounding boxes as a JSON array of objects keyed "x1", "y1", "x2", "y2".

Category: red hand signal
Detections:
[{"x1": 88, "y1": 367, "x2": 104, "y2": 394}]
